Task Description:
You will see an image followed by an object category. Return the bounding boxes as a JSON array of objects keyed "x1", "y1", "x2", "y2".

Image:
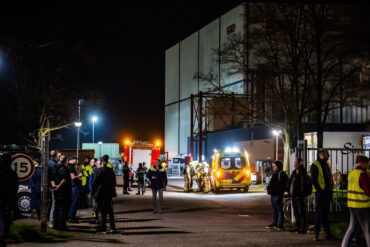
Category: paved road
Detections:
[{"x1": 11, "y1": 178, "x2": 341, "y2": 247}]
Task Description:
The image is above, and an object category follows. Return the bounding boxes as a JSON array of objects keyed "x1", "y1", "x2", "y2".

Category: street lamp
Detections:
[
  {"x1": 74, "y1": 122, "x2": 82, "y2": 160},
  {"x1": 272, "y1": 129, "x2": 282, "y2": 160},
  {"x1": 92, "y1": 116, "x2": 98, "y2": 143}
]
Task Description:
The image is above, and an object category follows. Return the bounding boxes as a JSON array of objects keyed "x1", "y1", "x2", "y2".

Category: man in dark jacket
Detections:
[
  {"x1": 0, "y1": 152, "x2": 19, "y2": 247},
  {"x1": 91, "y1": 158, "x2": 117, "y2": 233},
  {"x1": 288, "y1": 158, "x2": 309, "y2": 234},
  {"x1": 266, "y1": 160, "x2": 288, "y2": 230},
  {"x1": 147, "y1": 159, "x2": 168, "y2": 213},
  {"x1": 52, "y1": 157, "x2": 71, "y2": 231},
  {"x1": 122, "y1": 162, "x2": 130, "y2": 195},
  {"x1": 48, "y1": 150, "x2": 58, "y2": 226},
  {"x1": 310, "y1": 148, "x2": 334, "y2": 241}
]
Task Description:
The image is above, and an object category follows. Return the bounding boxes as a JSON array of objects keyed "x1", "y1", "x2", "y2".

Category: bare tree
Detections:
[{"x1": 2, "y1": 38, "x2": 103, "y2": 148}]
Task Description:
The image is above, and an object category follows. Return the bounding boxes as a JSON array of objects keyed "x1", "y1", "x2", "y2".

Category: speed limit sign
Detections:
[{"x1": 11, "y1": 153, "x2": 35, "y2": 182}]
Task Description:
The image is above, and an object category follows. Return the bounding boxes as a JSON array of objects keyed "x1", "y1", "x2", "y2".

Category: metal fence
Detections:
[{"x1": 294, "y1": 147, "x2": 369, "y2": 175}]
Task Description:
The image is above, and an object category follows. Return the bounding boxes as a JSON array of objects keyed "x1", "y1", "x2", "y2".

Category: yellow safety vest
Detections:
[
  {"x1": 107, "y1": 162, "x2": 113, "y2": 168},
  {"x1": 347, "y1": 169, "x2": 370, "y2": 208},
  {"x1": 150, "y1": 167, "x2": 165, "y2": 172},
  {"x1": 312, "y1": 160, "x2": 331, "y2": 192}
]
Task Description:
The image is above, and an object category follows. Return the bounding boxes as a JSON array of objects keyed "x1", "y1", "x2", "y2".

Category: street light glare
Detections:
[
  {"x1": 272, "y1": 130, "x2": 280, "y2": 136},
  {"x1": 74, "y1": 122, "x2": 82, "y2": 127},
  {"x1": 98, "y1": 141, "x2": 103, "y2": 144},
  {"x1": 92, "y1": 116, "x2": 98, "y2": 122}
]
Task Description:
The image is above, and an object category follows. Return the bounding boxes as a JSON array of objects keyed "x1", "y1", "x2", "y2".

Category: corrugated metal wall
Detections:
[
  {"x1": 82, "y1": 143, "x2": 120, "y2": 160},
  {"x1": 165, "y1": 4, "x2": 246, "y2": 159}
]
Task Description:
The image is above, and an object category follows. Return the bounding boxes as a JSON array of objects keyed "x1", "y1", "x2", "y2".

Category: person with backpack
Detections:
[
  {"x1": 266, "y1": 160, "x2": 289, "y2": 230},
  {"x1": 287, "y1": 158, "x2": 312, "y2": 234}
]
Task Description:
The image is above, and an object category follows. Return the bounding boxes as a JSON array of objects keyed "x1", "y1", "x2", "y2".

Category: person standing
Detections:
[
  {"x1": 266, "y1": 160, "x2": 288, "y2": 230},
  {"x1": 0, "y1": 153, "x2": 19, "y2": 247},
  {"x1": 122, "y1": 162, "x2": 130, "y2": 195},
  {"x1": 341, "y1": 155, "x2": 370, "y2": 247},
  {"x1": 91, "y1": 158, "x2": 117, "y2": 233},
  {"x1": 136, "y1": 163, "x2": 147, "y2": 195},
  {"x1": 147, "y1": 159, "x2": 167, "y2": 213},
  {"x1": 310, "y1": 148, "x2": 334, "y2": 241},
  {"x1": 67, "y1": 156, "x2": 82, "y2": 223},
  {"x1": 80, "y1": 157, "x2": 91, "y2": 209},
  {"x1": 183, "y1": 162, "x2": 195, "y2": 192},
  {"x1": 287, "y1": 158, "x2": 311, "y2": 234},
  {"x1": 48, "y1": 150, "x2": 58, "y2": 227},
  {"x1": 52, "y1": 157, "x2": 71, "y2": 231},
  {"x1": 88, "y1": 158, "x2": 100, "y2": 225}
]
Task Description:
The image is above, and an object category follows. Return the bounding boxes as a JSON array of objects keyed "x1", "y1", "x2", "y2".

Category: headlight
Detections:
[
  {"x1": 216, "y1": 171, "x2": 220, "y2": 178},
  {"x1": 245, "y1": 169, "x2": 250, "y2": 176}
]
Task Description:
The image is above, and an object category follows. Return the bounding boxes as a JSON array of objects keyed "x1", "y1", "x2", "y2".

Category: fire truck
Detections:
[{"x1": 122, "y1": 141, "x2": 161, "y2": 181}]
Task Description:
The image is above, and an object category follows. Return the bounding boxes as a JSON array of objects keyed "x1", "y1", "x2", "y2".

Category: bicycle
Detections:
[{"x1": 283, "y1": 194, "x2": 293, "y2": 225}]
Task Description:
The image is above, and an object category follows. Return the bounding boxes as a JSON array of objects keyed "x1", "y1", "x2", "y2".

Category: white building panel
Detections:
[
  {"x1": 220, "y1": 3, "x2": 245, "y2": 93},
  {"x1": 165, "y1": 44, "x2": 179, "y2": 105},
  {"x1": 179, "y1": 100, "x2": 191, "y2": 154},
  {"x1": 180, "y1": 32, "x2": 199, "y2": 99},
  {"x1": 165, "y1": 104, "x2": 179, "y2": 158},
  {"x1": 199, "y1": 19, "x2": 220, "y2": 92}
]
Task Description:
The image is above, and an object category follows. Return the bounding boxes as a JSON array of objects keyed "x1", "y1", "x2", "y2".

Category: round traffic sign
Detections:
[{"x1": 11, "y1": 153, "x2": 35, "y2": 182}]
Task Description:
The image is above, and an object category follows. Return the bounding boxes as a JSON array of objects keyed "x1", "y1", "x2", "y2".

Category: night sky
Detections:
[{"x1": 0, "y1": 1, "x2": 243, "y2": 148}]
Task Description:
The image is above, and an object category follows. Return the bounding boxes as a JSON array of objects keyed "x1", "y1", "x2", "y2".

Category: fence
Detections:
[{"x1": 294, "y1": 147, "x2": 369, "y2": 175}]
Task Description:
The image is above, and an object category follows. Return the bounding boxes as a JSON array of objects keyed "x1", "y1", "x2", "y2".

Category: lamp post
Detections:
[
  {"x1": 272, "y1": 129, "x2": 282, "y2": 160},
  {"x1": 74, "y1": 122, "x2": 82, "y2": 160},
  {"x1": 92, "y1": 116, "x2": 98, "y2": 143}
]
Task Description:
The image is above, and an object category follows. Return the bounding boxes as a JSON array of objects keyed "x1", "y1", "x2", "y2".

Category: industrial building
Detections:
[{"x1": 165, "y1": 3, "x2": 369, "y2": 170}]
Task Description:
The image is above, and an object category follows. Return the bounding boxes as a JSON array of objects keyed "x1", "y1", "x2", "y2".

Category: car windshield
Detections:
[{"x1": 220, "y1": 157, "x2": 246, "y2": 170}]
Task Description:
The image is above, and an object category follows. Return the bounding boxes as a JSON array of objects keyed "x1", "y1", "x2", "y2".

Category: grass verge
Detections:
[{"x1": 9, "y1": 223, "x2": 71, "y2": 243}]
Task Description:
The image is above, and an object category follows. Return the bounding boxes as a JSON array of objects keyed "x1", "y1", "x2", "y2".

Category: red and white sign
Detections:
[{"x1": 11, "y1": 153, "x2": 35, "y2": 181}]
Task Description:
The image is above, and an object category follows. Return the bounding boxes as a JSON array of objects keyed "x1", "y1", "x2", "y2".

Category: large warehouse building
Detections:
[{"x1": 165, "y1": 3, "x2": 369, "y2": 170}]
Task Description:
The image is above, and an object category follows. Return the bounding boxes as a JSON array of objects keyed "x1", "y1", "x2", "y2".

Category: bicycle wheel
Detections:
[{"x1": 283, "y1": 198, "x2": 293, "y2": 225}]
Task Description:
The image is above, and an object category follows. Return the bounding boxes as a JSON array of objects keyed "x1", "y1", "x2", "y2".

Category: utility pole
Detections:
[{"x1": 40, "y1": 131, "x2": 49, "y2": 231}]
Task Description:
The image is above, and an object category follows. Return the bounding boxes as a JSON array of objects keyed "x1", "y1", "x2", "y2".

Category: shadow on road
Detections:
[{"x1": 121, "y1": 230, "x2": 190, "y2": 235}]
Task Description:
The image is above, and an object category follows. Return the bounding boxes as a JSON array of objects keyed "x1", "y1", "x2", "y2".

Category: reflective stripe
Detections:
[
  {"x1": 347, "y1": 190, "x2": 366, "y2": 195},
  {"x1": 348, "y1": 198, "x2": 370, "y2": 203}
]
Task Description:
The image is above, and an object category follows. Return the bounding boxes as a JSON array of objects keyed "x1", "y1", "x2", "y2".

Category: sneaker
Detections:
[
  {"x1": 273, "y1": 226, "x2": 283, "y2": 231},
  {"x1": 265, "y1": 224, "x2": 276, "y2": 229},
  {"x1": 68, "y1": 218, "x2": 79, "y2": 224},
  {"x1": 48, "y1": 222, "x2": 54, "y2": 228},
  {"x1": 142, "y1": 191, "x2": 145, "y2": 195},
  {"x1": 136, "y1": 192, "x2": 140, "y2": 195},
  {"x1": 96, "y1": 228, "x2": 106, "y2": 233},
  {"x1": 109, "y1": 229, "x2": 118, "y2": 234}
]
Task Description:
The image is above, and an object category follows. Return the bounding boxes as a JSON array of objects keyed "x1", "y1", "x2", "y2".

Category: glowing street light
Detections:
[
  {"x1": 272, "y1": 129, "x2": 282, "y2": 160},
  {"x1": 92, "y1": 116, "x2": 98, "y2": 143}
]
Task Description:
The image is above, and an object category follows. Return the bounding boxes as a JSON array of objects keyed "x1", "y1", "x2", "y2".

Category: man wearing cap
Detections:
[{"x1": 341, "y1": 155, "x2": 370, "y2": 247}]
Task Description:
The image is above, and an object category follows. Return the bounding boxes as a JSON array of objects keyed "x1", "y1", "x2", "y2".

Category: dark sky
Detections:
[{"x1": 0, "y1": 1, "x2": 243, "y2": 148}]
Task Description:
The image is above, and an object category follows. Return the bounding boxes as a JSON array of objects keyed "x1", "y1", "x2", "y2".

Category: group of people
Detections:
[
  {"x1": 183, "y1": 162, "x2": 211, "y2": 193},
  {"x1": 266, "y1": 149, "x2": 369, "y2": 246},
  {"x1": 46, "y1": 151, "x2": 117, "y2": 233},
  {"x1": 122, "y1": 162, "x2": 148, "y2": 195}
]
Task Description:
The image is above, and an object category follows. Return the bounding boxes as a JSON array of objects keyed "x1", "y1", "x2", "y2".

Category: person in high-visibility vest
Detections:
[
  {"x1": 341, "y1": 155, "x2": 370, "y2": 247},
  {"x1": 310, "y1": 148, "x2": 334, "y2": 241}
]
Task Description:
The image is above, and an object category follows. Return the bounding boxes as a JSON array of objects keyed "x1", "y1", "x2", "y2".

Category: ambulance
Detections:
[{"x1": 210, "y1": 147, "x2": 252, "y2": 192}]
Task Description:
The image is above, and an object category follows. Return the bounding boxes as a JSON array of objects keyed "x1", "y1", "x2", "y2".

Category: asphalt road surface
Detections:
[{"x1": 11, "y1": 178, "x2": 341, "y2": 247}]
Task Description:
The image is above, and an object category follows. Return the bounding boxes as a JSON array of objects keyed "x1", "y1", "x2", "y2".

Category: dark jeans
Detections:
[
  {"x1": 97, "y1": 198, "x2": 115, "y2": 231},
  {"x1": 53, "y1": 196, "x2": 70, "y2": 230},
  {"x1": 123, "y1": 177, "x2": 129, "y2": 193},
  {"x1": 137, "y1": 178, "x2": 145, "y2": 193},
  {"x1": 0, "y1": 210, "x2": 11, "y2": 247},
  {"x1": 314, "y1": 192, "x2": 332, "y2": 237},
  {"x1": 292, "y1": 196, "x2": 306, "y2": 231},
  {"x1": 341, "y1": 208, "x2": 370, "y2": 247},
  {"x1": 68, "y1": 186, "x2": 80, "y2": 219},
  {"x1": 271, "y1": 194, "x2": 284, "y2": 228}
]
